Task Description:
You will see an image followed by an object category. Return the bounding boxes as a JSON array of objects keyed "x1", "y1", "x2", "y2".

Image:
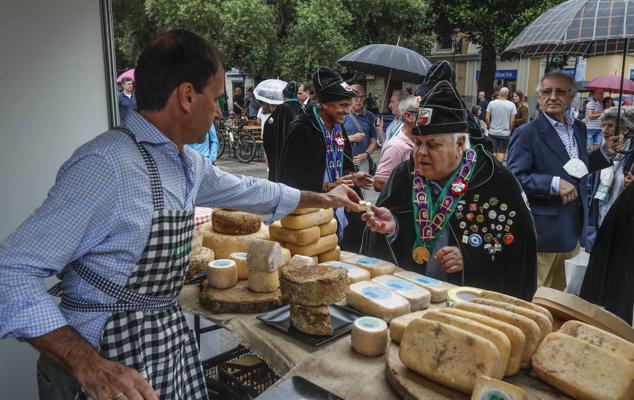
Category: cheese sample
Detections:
[
  {"x1": 281, "y1": 208, "x2": 333, "y2": 230},
  {"x1": 470, "y1": 298, "x2": 552, "y2": 343},
  {"x1": 207, "y1": 259, "x2": 238, "y2": 289},
  {"x1": 446, "y1": 286, "x2": 482, "y2": 306},
  {"x1": 394, "y1": 271, "x2": 453, "y2": 302},
  {"x1": 320, "y1": 261, "x2": 371, "y2": 283},
  {"x1": 371, "y1": 275, "x2": 431, "y2": 311},
  {"x1": 290, "y1": 304, "x2": 333, "y2": 336},
  {"x1": 389, "y1": 310, "x2": 432, "y2": 344},
  {"x1": 442, "y1": 308, "x2": 525, "y2": 376},
  {"x1": 532, "y1": 333, "x2": 634, "y2": 400},
  {"x1": 246, "y1": 239, "x2": 285, "y2": 272},
  {"x1": 285, "y1": 234, "x2": 338, "y2": 257},
  {"x1": 455, "y1": 302, "x2": 540, "y2": 368},
  {"x1": 478, "y1": 290, "x2": 553, "y2": 324},
  {"x1": 400, "y1": 319, "x2": 501, "y2": 394},
  {"x1": 317, "y1": 245, "x2": 340, "y2": 263},
  {"x1": 228, "y1": 252, "x2": 248, "y2": 280},
  {"x1": 269, "y1": 222, "x2": 321, "y2": 246},
  {"x1": 289, "y1": 208, "x2": 319, "y2": 215},
  {"x1": 187, "y1": 246, "x2": 215, "y2": 279},
  {"x1": 471, "y1": 376, "x2": 527, "y2": 400},
  {"x1": 247, "y1": 270, "x2": 279, "y2": 293},
  {"x1": 424, "y1": 311, "x2": 510, "y2": 379},
  {"x1": 318, "y1": 219, "x2": 338, "y2": 236},
  {"x1": 351, "y1": 316, "x2": 388, "y2": 357},
  {"x1": 357, "y1": 200, "x2": 372, "y2": 211},
  {"x1": 346, "y1": 281, "x2": 410, "y2": 322},
  {"x1": 200, "y1": 222, "x2": 269, "y2": 259},
  {"x1": 212, "y1": 209, "x2": 262, "y2": 235},
  {"x1": 559, "y1": 320, "x2": 634, "y2": 363},
  {"x1": 345, "y1": 256, "x2": 396, "y2": 277},
  {"x1": 280, "y1": 262, "x2": 348, "y2": 306}
]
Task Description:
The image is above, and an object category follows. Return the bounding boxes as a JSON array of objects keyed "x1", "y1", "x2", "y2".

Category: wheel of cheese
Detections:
[
  {"x1": 207, "y1": 259, "x2": 238, "y2": 289},
  {"x1": 229, "y1": 252, "x2": 248, "y2": 280},
  {"x1": 393, "y1": 271, "x2": 453, "y2": 302},
  {"x1": 269, "y1": 222, "x2": 320, "y2": 246},
  {"x1": 346, "y1": 281, "x2": 410, "y2": 322},
  {"x1": 558, "y1": 320, "x2": 634, "y2": 363},
  {"x1": 318, "y1": 219, "x2": 338, "y2": 236},
  {"x1": 478, "y1": 290, "x2": 553, "y2": 324},
  {"x1": 290, "y1": 304, "x2": 333, "y2": 336},
  {"x1": 472, "y1": 376, "x2": 527, "y2": 400},
  {"x1": 200, "y1": 222, "x2": 269, "y2": 259},
  {"x1": 247, "y1": 270, "x2": 279, "y2": 293},
  {"x1": 280, "y1": 263, "x2": 348, "y2": 306},
  {"x1": 187, "y1": 246, "x2": 215, "y2": 279},
  {"x1": 212, "y1": 209, "x2": 262, "y2": 235},
  {"x1": 372, "y1": 275, "x2": 431, "y2": 311},
  {"x1": 317, "y1": 245, "x2": 340, "y2": 263},
  {"x1": 351, "y1": 316, "x2": 388, "y2": 357},
  {"x1": 281, "y1": 208, "x2": 333, "y2": 230},
  {"x1": 320, "y1": 261, "x2": 370, "y2": 284},
  {"x1": 446, "y1": 286, "x2": 482, "y2": 306},
  {"x1": 285, "y1": 234, "x2": 338, "y2": 257}
]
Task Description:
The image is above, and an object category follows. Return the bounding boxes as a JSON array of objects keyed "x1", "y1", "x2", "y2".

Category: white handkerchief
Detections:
[{"x1": 563, "y1": 157, "x2": 588, "y2": 179}]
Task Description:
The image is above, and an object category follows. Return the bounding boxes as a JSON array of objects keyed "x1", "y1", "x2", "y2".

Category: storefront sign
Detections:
[{"x1": 475, "y1": 70, "x2": 518, "y2": 80}]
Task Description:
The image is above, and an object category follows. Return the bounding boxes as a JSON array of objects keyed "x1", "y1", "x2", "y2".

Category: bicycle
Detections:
[{"x1": 216, "y1": 119, "x2": 257, "y2": 163}]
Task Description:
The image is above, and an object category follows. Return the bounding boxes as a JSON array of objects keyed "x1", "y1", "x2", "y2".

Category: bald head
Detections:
[{"x1": 499, "y1": 87, "x2": 509, "y2": 99}]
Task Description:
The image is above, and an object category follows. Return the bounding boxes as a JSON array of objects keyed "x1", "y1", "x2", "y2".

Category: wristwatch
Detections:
[{"x1": 364, "y1": 151, "x2": 371, "y2": 158}]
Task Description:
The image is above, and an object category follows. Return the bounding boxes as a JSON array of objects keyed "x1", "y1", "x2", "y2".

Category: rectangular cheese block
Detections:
[
  {"x1": 344, "y1": 255, "x2": 395, "y2": 277},
  {"x1": 289, "y1": 208, "x2": 320, "y2": 215},
  {"x1": 320, "y1": 261, "x2": 371, "y2": 283},
  {"x1": 389, "y1": 310, "x2": 433, "y2": 344},
  {"x1": 285, "y1": 234, "x2": 338, "y2": 257},
  {"x1": 394, "y1": 271, "x2": 453, "y2": 302},
  {"x1": 558, "y1": 320, "x2": 634, "y2": 363},
  {"x1": 371, "y1": 275, "x2": 431, "y2": 311},
  {"x1": 471, "y1": 376, "x2": 527, "y2": 400},
  {"x1": 400, "y1": 319, "x2": 501, "y2": 394},
  {"x1": 318, "y1": 219, "x2": 338, "y2": 236},
  {"x1": 269, "y1": 222, "x2": 321, "y2": 246},
  {"x1": 281, "y1": 208, "x2": 333, "y2": 230},
  {"x1": 532, "y1": 333, "x2": 634, "y2": 400},
  {"x1": 470, "y1": 298, "x2": 552, "y2": 343},
  {"x1": 478, "y1": 290, "x2": 553, "y2": 324},
  {"x1": 317, "y1": 245, "x2": 340, "y2": 263},
  {"x1": 346, "y1": 281, "x2": 410, "y2": 322}
]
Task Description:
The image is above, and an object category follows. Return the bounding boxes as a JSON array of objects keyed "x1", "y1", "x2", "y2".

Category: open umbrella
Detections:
[
  {"x1": 116, "y1": 68, "x2": 135, "y2": 84},
  {"x1": 584, "y1": 74, "x2": 634, "y2": 94},
  {"x1": 253, "y1": 79, "x2": 287, "y2": 105}
]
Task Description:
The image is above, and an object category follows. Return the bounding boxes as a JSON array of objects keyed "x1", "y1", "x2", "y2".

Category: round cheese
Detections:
[
  {"x1": 280, "y1": 263, "x2": 348, "y2": 306},
  {"x1": 248, "y1": 270, "x2": 279, "y2": 293},
  {"x1": 212, "y1": 209, "x2": 262, "y2": 235},
  {"x1": 317, "y1": 245, "x2": 340, "y2": 263},
  {"x1": 229, "y1": 252, "x2": 248, "y2": 280},
  {"x1": 187, "y1": 246, "x2": 214, "y2": 280},
  {"x1": 447, "y1": 286, "x2": 483, "y2": 306},
  {"x1": 200, "y1": 222, "x2": 269, "y2": 259},
  {"x1": 351, "y1": 316, "x2": 388, "y2": 357},
  {"x1": 207, "y1": 259, "x2": 238, "y2": 289}
]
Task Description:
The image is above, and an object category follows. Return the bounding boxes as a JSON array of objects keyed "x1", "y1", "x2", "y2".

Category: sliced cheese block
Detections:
[
  {"x1": 281, "y1": 208, "x2": 333, "y2": 230},
  {"x1": 346, "y1": 281, "x2": 410, "y2": 322},
  {"x1": 446, "y1": 286, "x2": 482, "y2": 306},
  {"x1": 200, "y1": 222, "x2": 269, "y2": 259},
  {"x1": 247, "y1": 270, "x2": 279, "y2": 293},
  {"x1": 269, "y1": 222, "x2": 321, "y2": 246},
  {"x1": 389, "y1": 310, "x2": 432, "y2": 344},
  {"x1": 229, "y1": 252, "x2": 248, "y2": 280},
  {"x1": 424, "y1": 311, "x2": 510, "y2": 379},
  {"x1": 400, "y1": 319, "x2": 501, "y2": 394},
  {"x1": 394, "y1": 271, "x2": 453, "y2": 302},
  {"x1": 281, "y1": 247, "x2": 291, "y2": 265},
  {"x1": 532, "y1": 333, "x2": 634, "y2": 400},
  {"x1": 471, "y1": 376, "x2": 527, "y2": 400},
  {"x1": 280, "y1": 262, "x2": 348, "y2": 306},
  {"x1": 371, "y1": 275, "x2": 431, "y2": 311},
  {"x1": 285, "y1": 234, "x2": 338, "y2": 257},
  {"x1": 471, "y1": 298, "x2": 552, "y2": 343},
  {"x1": 212, "y1": 209, "x2": 262, "y2": 235},
  {"x1": 455, "y1": 302, "x2": 540, "y2": 368},
  {"x1": 559, "y1": 320, "x2": 634, "y2": 363},
  {"x1": 317, "y1": 245, "x2": 340, "y2": 263},
  {"x1": 318, "y1": 219, "x2": 338, "y2": 236},
  {"x1": 351, "y1": 316, "x2": 388, "y2": 357},
  {"x1": 207, "y1": 259, "x2": 238, "y2": 289},
  {"x1": 478, "y1": 290, "x2": 553, "y2": 324},
  {"x1": 290, "y1": 304, "x2": 333, "y2": 336},
  {"x1": 187, "y1": 246, "x2": 215, "y2": 279},
  {"x1": 320, "y1": 261, "x2": 371, "y2": 284},
  {"x1": 442, "y1": 308, "x2": 525, "y2": 376},
  {"x1": 289, "y1": 208, "x2": 320, "y2": 215},
  {"x1": 345, "y1": 256, "x2": 396, "y2": 278},
  {"x1": 246, "y1": 239, "x2": 285, "y2": 272}
]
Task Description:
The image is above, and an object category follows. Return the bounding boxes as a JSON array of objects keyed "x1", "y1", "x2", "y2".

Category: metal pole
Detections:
[
  {"x1": 615, "y1": 37, "x2": 628, "y2": 140},
  {"x1": 379, "y1": 35, "x2": 401, "y2": 113}
]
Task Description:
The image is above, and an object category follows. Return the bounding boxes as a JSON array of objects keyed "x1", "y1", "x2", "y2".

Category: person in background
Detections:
[
  {"x1": 602, "y1": 96, "x2": 614, "y2": 110},
  {"x1": 486, "y1": 87, "x2": 516, "y2": 162},
  {"x1": 118, "y1": 77, "x2": 136, "y2": 122},
  {"x1": 232, "y1": 85, "x2": 246, "y2": 115},
  {"x1": 219, "y1": 93, "x2": 229, "y2": 116},
  {"x1": 471, "y1": 105, "x2": 488, "y2": 136},
  {"x1": 257, "y1": 102, "x2": 275, "y2": 130},
  {"x1": 477, "y1": 90, "x2": 488, "y2": 120},
  {"x1": 512, "y1": 90, "x2": 529, "y2": 132},
  {"x1": 376, "y1": 89, "x2": 404, "y2": 146},
  {"x1": 188, "y1": 121, "x2": 220, "y2": 163},
  {"x1": 246, "y1": 87, "x2": 260, "y2": 119},
  {"x1": 585, "y1": 90, "x2": 603, "y2": 152},
  {"x1": 298, "y1": 82, "x2": 314, "y2": 110},
  {"x1": 623, "y1": 97, "x2": 633, "y2": 106}
]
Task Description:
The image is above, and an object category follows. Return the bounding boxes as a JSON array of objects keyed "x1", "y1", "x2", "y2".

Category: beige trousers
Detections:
[{"x1": 537, "y1": 243, "x2": 580, "y2": 290}]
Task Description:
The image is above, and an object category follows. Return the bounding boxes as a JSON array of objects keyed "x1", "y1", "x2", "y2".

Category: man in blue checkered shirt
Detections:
[{"x1": 0, "y1": 30, "x2": 361, "y2": 400}]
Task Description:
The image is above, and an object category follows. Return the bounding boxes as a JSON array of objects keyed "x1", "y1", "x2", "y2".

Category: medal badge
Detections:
[
  {"x1": 334, "y1": 134, "x2": 345, "y2": 148},
  {"x1": 450, "y1": 180, "x2": 467, "y2": 195},
  {"x1": 412, "y1": 246, "x2": 431, "y2": 264}
]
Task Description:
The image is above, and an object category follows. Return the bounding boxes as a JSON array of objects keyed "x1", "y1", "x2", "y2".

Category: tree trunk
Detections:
[{"x1": 477, "y1": 40, "x2": 497, "y2": 101}]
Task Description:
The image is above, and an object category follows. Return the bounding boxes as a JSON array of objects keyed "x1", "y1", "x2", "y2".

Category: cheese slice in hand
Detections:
[
  {"x1": 372, "y1": 275, "x2": 431, "y2": 311},
  {"x1": 394, "y1": 271, "x2": 453, "y2": 302},
  {"x1": 320, "y1": 261, "x2": 371, "y2": 283},
  {"x1": 346, "y1": 281, "x2": 410, "y2": 322}
]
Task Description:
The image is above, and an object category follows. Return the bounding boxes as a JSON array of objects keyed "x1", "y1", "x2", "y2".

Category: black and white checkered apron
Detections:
[{"x1": 52, "y1": 128, "x2": 207, "y2": 399}]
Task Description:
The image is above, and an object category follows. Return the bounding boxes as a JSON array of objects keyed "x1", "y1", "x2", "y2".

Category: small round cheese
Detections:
[
  {"x1": 446, "y1": 286, "x2": 483, "y2": 306},
  {"x1": 351, "y1": 316, "x2": 388, "y2": 357},
  {"x1": 229, "y1": 252, "x2": 248, "y2": 280},
  {"x1": 248, "y1": 270, "x2": 280, "y2": 293},
  {"x1": 207, "y1": 259, "x2": 238, "y2": 289}
]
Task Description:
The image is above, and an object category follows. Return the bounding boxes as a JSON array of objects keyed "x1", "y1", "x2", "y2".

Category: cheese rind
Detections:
[
  {"x1": 280, "y1": 263, "x2": 348, "y2": 306},
  {"x1": 399, "y1": 319, "x2": 501, "y2": 394},
  {"x1": 471, "y1": 376, "x2": 527, "y2": 400},
  {"x1": 470, "y1": 298, "x2": 552, "y2": 343},
  {"x1": 320, "y1": 261, "x2": 371, "y2": 283},
  {"x1": 478, "y1": 290, "x2": 553, "y2": 324},
  {"x1": 394, "y1": 271, "x2": 453, "y2": 302},
  {"x1": 532, "y1": 333, "x2": 634, "y2": 400},
  {"x1": 212, "y1": 209, "x2": 262, "y2": 235},
  {"x1": 346, "y1": 281, "x2": 410, "y2": 322},
  {"x1": 187, "y1": 246, "x2": 215, "y2": 279},
  {"x1": 344, "y1": 256, "x2": 396, "y2": 277},
  {"x1": 246, "y1": 239, "x2": 285, "y2": 272},
  {"x1": 318, "y1": 219, "x2": 338, "y2": 236},
  {"x1": 317, "y1": 245, "x2": 340, "y2": 263},
  {"x1": 351, "y1": 316, "x2": 388, "y2": 357},
  {"x1": 558, "y1": 320, "x2": 634, "y2": 363},
  {"x1": 229, "y1": 252, "x2": 248, "y2": 280},
  {"x1": 200, "y1": 222, "x2": 269, "y2": 259},
  {"x1": 281, "y1": 208, "x2": 333, "y2": 230},
  {"x1": 247, "y1": 270, "x2": 280, "y2": 293},
  {"x1": 285, "y1": 234, "x2": 338, "y2": 257},
  {"x1": 371, "y1": 275, "x2": 431, "y2": 311},
  {"x1": 290, "y1": 304, "x2": 333, "y2": 336},
  {"x1": 269, "y1": 222, "x2": 321, "y2": 246},
  {"x1": 207, "y1": 259, "x2": 238, "y2": 289}
]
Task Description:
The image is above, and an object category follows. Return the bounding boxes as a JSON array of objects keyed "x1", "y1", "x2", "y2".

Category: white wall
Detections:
[{"x1": 0, "y1": 1, "x2": 110, "y2": 398}]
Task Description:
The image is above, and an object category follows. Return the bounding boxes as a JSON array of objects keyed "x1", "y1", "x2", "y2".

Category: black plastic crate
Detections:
[{"x1": 203, "y1": 345, "x2": 278, "y2": 400}]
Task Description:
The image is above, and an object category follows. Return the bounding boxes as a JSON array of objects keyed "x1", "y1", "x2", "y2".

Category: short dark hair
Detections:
[
  {"x1": 135, "y1": 30, "x2": 223, "y2": 112},
  {"x1": 301, "y1": 82, "x2": 315, "y2": 95},
  {"x1": 121, "y1": 77, "x2": 133, "y2": 85}
]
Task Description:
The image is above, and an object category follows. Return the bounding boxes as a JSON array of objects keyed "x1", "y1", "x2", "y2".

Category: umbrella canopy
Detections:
[
  {"x1": 338, "y1": 44, "x2": 432, "y2": 83},
  {"x1": 116, "y1": 68, "x2": 135, "y2": 84},
  {"x1": 503, "y1": 0, "x2": 634, "y2": 58},
  {"x1": 584, "y1": 74, "x2": 634, "y2": 93},
  {"x1": 254, "y1": 79, "x2": 287, "y2": 105}
]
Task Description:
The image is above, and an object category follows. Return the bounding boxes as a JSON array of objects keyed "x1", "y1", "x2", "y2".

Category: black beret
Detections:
[
  {"x1": 414, "y1": 80, "x2": 468, "y2": 135},
  {"x1": 312, "y1": 66, "x2": 357, "y2": 103}
]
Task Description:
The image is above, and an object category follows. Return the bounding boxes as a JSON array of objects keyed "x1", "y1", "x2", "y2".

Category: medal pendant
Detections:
[{"x1": 412, "y1": 246, "x2": 431, "y2": 264}]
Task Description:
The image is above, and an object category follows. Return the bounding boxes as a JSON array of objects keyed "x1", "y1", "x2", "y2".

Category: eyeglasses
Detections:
[{"x1": 539, "y1": 88, "x2": 570, "y2": 97}]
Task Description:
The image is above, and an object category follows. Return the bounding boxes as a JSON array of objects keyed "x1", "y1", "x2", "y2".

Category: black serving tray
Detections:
[
  {"x1": 256, "y1": 376, "x2": 344, "y2": 400},
  {"x1": 257, "y1": 304, "x2": 363, "y2": 346}
]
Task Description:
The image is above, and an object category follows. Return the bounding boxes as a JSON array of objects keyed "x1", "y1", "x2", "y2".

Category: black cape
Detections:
[
  {"x1": 360, "y1": 145, "x2": 537, "y2": 300},
  {"x1": 580, "y1": 183, "x2": 634, "y2": 325},
  {"x1": 262, "y1": 99, "x2": 304, "y2": 182}
]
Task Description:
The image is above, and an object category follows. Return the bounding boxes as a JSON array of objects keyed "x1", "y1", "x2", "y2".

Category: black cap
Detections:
[
  {"x1": 312, "y1": 66, "x2": 357, "y2": 103},
  {"x1": 415, "y1": 60, "x2": 456, "y2": 98},
  {"x1": 414, "y1": 80, "x2": 468, "y2": 135},
  {"x1": 283, "y1": 81, "x2": 298, "y2": 99}
]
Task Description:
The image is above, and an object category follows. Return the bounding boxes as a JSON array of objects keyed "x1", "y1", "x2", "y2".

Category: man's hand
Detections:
[
  {"x1": 348, "y1": 132, "x2": 365, "y2": 143},
  {"x1": 361, "y1": 205, "x2": 396, "y2": 235},
  {"x1": 435, "y1": 246, "x2": 463, "y2": 274},
  {"x1": 603, "y1": 134, "x2": 626, "y2": 157},
  {"x1": 559, "y1": 178, "x2": 578, "y2": 205},
  {"x1": 351, "y1": 171, "x2": 374, "y2": 189},
  {"x1": 298, "y1": 185, "x2": 361, "y2": 211},
  {"x1": 352, "y1": 152, "x2": 368, "y2": 166},
  {"x1": 624, "y1": 172, "x2": 633, "y2": 189}
]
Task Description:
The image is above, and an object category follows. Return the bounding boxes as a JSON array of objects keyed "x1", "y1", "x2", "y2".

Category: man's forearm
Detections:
[
  {"x1": 365, "y1": 140, "x2": 377, "y2": 155},
  {"x1": 374, "y1": 176, "x2": 387, "y2": 192}
]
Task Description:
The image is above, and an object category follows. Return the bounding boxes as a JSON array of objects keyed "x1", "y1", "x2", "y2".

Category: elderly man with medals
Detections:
[{"x1": 361, "y1": 81, "x2": 537, "y2": 300}]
